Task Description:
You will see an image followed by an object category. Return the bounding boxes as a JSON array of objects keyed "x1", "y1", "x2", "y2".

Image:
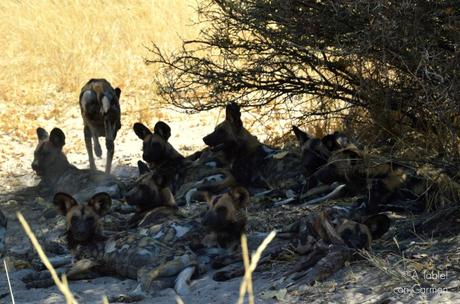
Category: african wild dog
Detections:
[
  {"x1": 293, "y1": 126, "x2": 426, "y2": 214},
  {"x1": 124, "y1": 161, "x2": 178, "y2": 227},
  {"x1": 133, "y1": 121, "x2": 237, "y2": 204},
  {"x1": 202, "y1": 187, "x2": 250, "y2": 248},
  {"x1": 292, "y1": 126, "x2": 351, "y2": 179},
  {"x1": 303, "y1": 207, "x2": 391, "y2": 250},
  {"x1": 29, "y1": 192, "x2": 198, "y2": 293},
  {"x1": 32, "y1": 127, "x2": 123, "y2": 201},
  {"x1": 133, "y1": 121, "x2": 184, "y2": 174},
  {"x1": 202, "y1": 102, "x2": 305, "y2": 190},
  {"x1": 80, "y1": 79, "x2": 121, "y2": 174}
]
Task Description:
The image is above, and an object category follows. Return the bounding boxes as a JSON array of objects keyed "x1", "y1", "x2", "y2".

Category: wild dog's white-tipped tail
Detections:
[{"x1": 174, "y1": 266, "x2": 196, "y2": 296}]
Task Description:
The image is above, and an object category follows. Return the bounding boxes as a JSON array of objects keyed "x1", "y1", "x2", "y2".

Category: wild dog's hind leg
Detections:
[{"x1": 84, "y1": 125, "x2": 97, "y2": 171}]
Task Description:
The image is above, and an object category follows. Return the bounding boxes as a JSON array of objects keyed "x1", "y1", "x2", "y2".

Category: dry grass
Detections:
[
  {"x1": 238, "y1": 231, "x2": 277, "y2": 304},
  {"x1": 0, "y1": 0, "x2": 200, "y2": 141},
  {"x1": 17, "y1": 212, "x2": 78, "y2": 303}
]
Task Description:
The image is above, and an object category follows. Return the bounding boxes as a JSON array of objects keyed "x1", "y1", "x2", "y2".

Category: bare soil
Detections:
[{"x1": 1, "y1": 107, "x2": 459, "y2": 304}]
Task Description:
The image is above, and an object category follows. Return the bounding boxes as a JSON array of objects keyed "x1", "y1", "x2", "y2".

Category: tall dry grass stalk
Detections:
[
  {"x1": 17, "y1": 212, "x2": 78, "y2": 304},
  {"x1": 0, "y1": 0, "x2": 200, "y2": 140},
  {"x1": 238, "y1": 231, "x2": 277, "y2": 304}
]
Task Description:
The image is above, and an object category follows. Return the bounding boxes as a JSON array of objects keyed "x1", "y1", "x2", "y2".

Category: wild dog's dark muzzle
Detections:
[
  {"x1": 31, "y1": 160, "x2": 43, "y2": 175},
  {"x1": 203, "y1": 134, "x2": 235, "y2": 153},
  {"x1": 70, "y1": 221, "x2": 95, "y2": 242},
  {"x1": 202, "y1": 132, "x2": 220, "y2": 147}
]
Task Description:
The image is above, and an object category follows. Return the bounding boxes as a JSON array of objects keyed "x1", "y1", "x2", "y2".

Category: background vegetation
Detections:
[
  {"x1": 0, "y1": 0, "x2": 200, "y2": 142},
  {"x1": 150, "y1": 0, "x2": 459, "y2": 167}
]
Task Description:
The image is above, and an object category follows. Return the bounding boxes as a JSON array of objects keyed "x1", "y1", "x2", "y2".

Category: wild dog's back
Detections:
[{"x1": 79, "y1": 79, "x2": 121, "y2": 125}]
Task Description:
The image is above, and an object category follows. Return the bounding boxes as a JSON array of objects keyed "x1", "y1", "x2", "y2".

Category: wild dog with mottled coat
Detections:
[
  {"x1": 202, "y1": 187, "x2": 250, "y2": 248},
  {"x1": 24, "y1": 192, "x2": 198, "y2": 293},
  {"x1": 202, "y1": 102, "x2": 305, "y2": 190},
  {"x1": 32, "y1": 127, "x2": 124, "y2": 202},
  {"x1": 301, "y1": 207, "x2": 391, "y2": 250},
  {"x1": 133, "y1": 121, "x2": 236, "y2": 205},
  {"x1": 79, "y1": 79, "x2": 121, "y2": 174},
  {"x1": 124, "y1": 161, "x2": 178, "y2": 227},
  {"x1": 293, "y1": 126, "x2": 425, "y2": 213}
]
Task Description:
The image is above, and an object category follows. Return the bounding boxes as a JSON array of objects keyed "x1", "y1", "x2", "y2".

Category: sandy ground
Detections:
[
  {"x1": 1, "y1": 106, "x2": 460, "y2": 304},
  {"x1": 0, "y1": 107, "x2": 283, "y2": 304}
]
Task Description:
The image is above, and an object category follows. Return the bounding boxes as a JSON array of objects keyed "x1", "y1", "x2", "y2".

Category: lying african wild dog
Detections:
[
  {"x1": 133, "y1": 121, "x2": 236, "y2": 204},
  {"x1": 48, "y1": 192, "x2": 197, "y2": 293},
  {"x1": 133, "y1": 121, "x2": 184, "y2": 173},
  {"x1": 79, "y1": 78, "x2": 121, "y2": 174},
  {"x1": 202, "y1": 102, "x2": 305, "y2": 190},
  {"x1": 124, "y1": 161, "x2": 178, "y2": 227},
  {"x1": 293, "y1": 126, "x2": 426, "y2": 214},
  {"x1": 32, "y1": 127, "x2": 124, "y2": 202},
  {"x1": 299, "y1": 207, "x2": 391, "y2": 251},
  {"x1": 202, "y1": 186, "x2": 250, "y2": 248}
]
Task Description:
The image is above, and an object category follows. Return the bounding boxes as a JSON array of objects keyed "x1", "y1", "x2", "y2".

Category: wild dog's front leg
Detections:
[
  {"x1": 22, "y1": 259, "x2": 99, "y2": 289},
  {"x1": 84, "y1": 125, "x2": 97, "y2": 171},
  {"x1": 104, "y1": 121, "x2": 115, "y2": 174}
]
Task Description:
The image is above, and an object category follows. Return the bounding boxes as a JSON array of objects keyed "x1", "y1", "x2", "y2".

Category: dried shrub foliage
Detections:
[{"x1": 149, "y1": 0, "x2": 459, "y2": 164}]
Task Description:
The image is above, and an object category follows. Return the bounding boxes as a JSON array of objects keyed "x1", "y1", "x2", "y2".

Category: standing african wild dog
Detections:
[
  {"x1": 79, "y1": 79, "x2": 121, "y2": 174},
  {"x1": 31, "y1": 127, "x2": 124, "y2": 201},
  {"x1": 202, "y1": 102, "x2": 305, "y2": 190}
]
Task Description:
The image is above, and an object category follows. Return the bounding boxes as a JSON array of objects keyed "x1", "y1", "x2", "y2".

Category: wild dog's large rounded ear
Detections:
[
  {"x1": 114, "y1": 87, "x2": 121, "y2": 99},
  {"x1": 49, "y1": 128, "x2": 66, "y2": 148},
  {"x1": 154, "y1": 121, "x2": 171, "y2": 141},
  {"x1": 137, "y1": 160, "x2": 150, "y2": 175},
  {"x1": 133, "y1": 122, "x2": 152, "y2": 140},
  {"x1": 225, "y1": 102, "x2": 242, "y2": 131},
  {"x1": 229, "y1": 187, "x2": 250, "y2": 208},
  {"x1": 87, "y1": 192, "x2": 112, "y2": 216},
  {"x1": 53, "y1": 193, "x2": 78, "y2": 215},
  {"x1": 363, "y1": 214, "x2": 391, "y2": 240},
  {"x1": 36, "y1": 127, "x2": 49, "y2": 142},
  {"x1": 292, "y1": 126, "x2": 310, "y2": 145}
]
